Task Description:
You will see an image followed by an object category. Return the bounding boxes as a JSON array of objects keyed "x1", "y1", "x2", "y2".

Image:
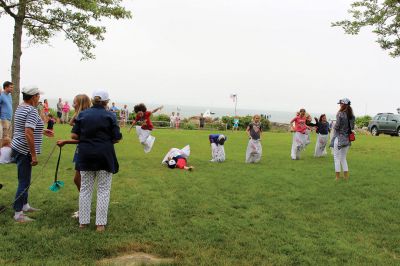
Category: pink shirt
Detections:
[
  {"x1": 62, "y1": 103, "x2": 70, "y2": 113},
  {"x1": 292, "y1": 116, "x2": 307, "y2": 134}
]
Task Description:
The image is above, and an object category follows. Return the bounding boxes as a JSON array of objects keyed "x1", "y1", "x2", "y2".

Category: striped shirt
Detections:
[{"x1": 11, "y1": 104, "x2": 44, "y2": 155}]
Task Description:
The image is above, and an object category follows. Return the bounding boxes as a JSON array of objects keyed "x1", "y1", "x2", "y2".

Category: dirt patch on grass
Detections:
[{"x1": 97, "y1": 252, "x2": 174, "y2": 265}]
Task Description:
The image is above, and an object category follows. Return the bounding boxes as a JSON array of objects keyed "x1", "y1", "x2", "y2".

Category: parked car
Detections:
[{"x1": 368, "y1": 113, "x2": 400, "y2": 136}]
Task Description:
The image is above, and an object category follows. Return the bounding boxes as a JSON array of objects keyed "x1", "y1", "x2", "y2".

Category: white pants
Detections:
[
  {"x1": 79, "y1": 170, "x2": 113, "y2": 226},
  {"x1": 314, "y1": 134, "x2": 329, "y2": 157},
  {"x1": 136, "y1": 126, "x2": 155, "y2": 153},
  {"x1": 246, "y1": 139, "x2": 262, "y2": 163},
  {"x1": 333, "y1": 138, "x2": 350, "y2": 172},
  {"x1": 211, "y1": 143, "x2": 225, "y2": 162},
  {"x1": 291, "y1": 132, "x2": 307, "y2": 160}
]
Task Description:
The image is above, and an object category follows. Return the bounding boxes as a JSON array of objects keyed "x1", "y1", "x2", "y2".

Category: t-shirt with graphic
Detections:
[
  {"x1": 292, "y1": 116, "x2": 307, "y2": 134},
  {"x1": 135, "y1": 111, "x2": 153, "y2": 130},
  {"x1": 248, "y1": 122, "x2": 262, "y2": 140}
]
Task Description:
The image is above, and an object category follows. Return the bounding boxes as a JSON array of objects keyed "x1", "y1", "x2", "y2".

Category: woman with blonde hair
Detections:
[
  {"x1": 57, "y1": 94, "x2": 91, "y2": 218},
  {"x1": 69, "y1": 94, "x2": 91, "y2": 126}
]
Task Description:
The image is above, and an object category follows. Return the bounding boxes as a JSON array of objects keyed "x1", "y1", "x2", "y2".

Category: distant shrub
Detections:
[
  {"x1": 154, "y1": 114, "x2": 170, "y2": 122},
  {"x1": 184, "y1": 123, "x2": 196, "y2": 130},
  {"x1": 355, "y1": 115, "x2": 372, "y2": 128}
]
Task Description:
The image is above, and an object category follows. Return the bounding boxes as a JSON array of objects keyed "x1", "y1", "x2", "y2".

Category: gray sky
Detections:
[{"x1": 1, "y1": 0, "x2": 399, "y2": 116}]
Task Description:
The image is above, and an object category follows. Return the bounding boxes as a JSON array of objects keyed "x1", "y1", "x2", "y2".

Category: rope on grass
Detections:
[{"x1": 0, "y1": 144, "x2": 58, "y2": 214}]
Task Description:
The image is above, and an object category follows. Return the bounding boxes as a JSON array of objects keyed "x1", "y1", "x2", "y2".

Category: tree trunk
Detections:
[{"x1": 11, "y1": 0, "x2": 26, "y2": 128}]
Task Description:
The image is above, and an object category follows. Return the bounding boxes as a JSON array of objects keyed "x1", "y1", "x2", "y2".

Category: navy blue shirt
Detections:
[
  {"x1": 209, "y1": 134, "x2": 227, "y2": 144},
  {"x1": 72, "y1": 105, "x2": 122, "y2": 174},
  {"x1": 316, "y1": 121, "x2": 330, "y2": 135}
]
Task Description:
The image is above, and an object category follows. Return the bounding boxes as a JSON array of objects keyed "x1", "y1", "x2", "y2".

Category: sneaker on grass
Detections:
[
  {"x1": 15, "y1": 214, "x2": 35, "y2": 223},
  {"x1": 22, "y1": 204, "x2": 41, "y2": 212}
]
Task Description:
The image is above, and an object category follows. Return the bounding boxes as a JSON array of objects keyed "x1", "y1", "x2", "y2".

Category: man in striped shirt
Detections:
[{"x1": 11, "y1": 86, "x2": 53, "y2": 223}]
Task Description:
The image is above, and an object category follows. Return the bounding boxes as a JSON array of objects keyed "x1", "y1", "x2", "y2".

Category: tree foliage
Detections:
[
  {"x1": 355, "y1": 115, "x2": 372, "y2": 128},
  {"x1": 0, "y1": 0, "x2": 132, "y2": 59},
  {"x1": 332, "y1": 0, "x2": 400, "y2": 57}
]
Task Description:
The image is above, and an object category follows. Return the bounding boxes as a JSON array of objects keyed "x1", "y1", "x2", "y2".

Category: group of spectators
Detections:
[
  {"x1": 0, "y1": 84, "x2": 121, "y2": 231},
  {"x1": 169, "y1": 112, "x2": 181, "y2": 128},
  {"x1": 109, "y1": 102, "x2": 130, "y2": 127}
]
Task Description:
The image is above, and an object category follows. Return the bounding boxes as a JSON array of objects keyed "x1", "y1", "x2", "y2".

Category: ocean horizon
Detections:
[{"x1": 45, "y1": 99, "x2": 335, "y2": 123}]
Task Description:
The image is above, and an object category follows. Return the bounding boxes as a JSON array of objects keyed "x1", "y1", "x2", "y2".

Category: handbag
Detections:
[
  {"x1": 348, "y1": 118, "x2": 355, "y2": 142},
  {"x1": 349, "y1": 132, "x2": 355, "y2": 142}
]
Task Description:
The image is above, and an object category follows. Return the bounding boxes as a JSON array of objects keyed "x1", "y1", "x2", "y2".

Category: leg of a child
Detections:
[{"x1": 74, "y1": 171, "x2": 81, "y2": 191}]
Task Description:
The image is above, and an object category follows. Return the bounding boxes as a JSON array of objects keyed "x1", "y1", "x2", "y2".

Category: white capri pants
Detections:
[
  {"x1": 79, "y1": 170, "x2": 113, "y2": 226},
  {"x1": 333, "y1": 138, "x2": 350, "y2": 172}
]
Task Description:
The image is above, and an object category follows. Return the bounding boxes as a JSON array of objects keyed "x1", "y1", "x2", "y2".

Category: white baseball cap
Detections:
[
  {"x1": 22, "y1": 86, "x2": 42, "y2": 95},
  {"x1": 92, "y1": 89, "x2": 109, "y2": 101},
  {"x1": 338, "y1": 98, "x2": 351, "y2": 105}
]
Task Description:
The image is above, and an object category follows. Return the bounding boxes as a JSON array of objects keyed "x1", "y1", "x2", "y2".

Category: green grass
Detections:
[{"x1": 0, "y1": 125, "x2": 399, "y2": 265}]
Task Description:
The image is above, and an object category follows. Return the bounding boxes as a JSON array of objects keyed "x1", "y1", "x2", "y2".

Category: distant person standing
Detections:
[
  {"x1": 37, "y1": 101, "x2": 45, "y2": 121},
  {"x1": 43, "y1": 99, "x2": 49, "y2": 122},
  {"x1": 175, "y1": 113, "x2": 181, "y2": 129},
  {"x1": 169, "y1": 112, "x2": 176, "y2": 128},
  {"x1": 56, "y1": 98, "x2": 63, "y2": 123},
  {"x1": 62, "y1": 101, "x2": 70, "y2": 124},
  {"x1": 0, "y1": 81, "x2": 13, "y2": 142},
  {"x1": 199, "y1": 113, "x2": 205, "y2": 129},
  {"x1": 233, "y1": 117, "x2": 239, "y2": 131},
  {"x1": 121, "y1": 104, "x2": 129, "y2": 127},
  {"x1": 331, "y1": 98, "x2": 355, "y2": 181},
  {"x1": 110, "y1": 102, "x2": 119, "y2": 117}
]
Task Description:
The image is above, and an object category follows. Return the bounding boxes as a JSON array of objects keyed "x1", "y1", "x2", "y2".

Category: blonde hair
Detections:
[
  {"x1": 253, "y1": 114, "x2": 261, "y2": 121},
  {"x1": 73, "y1": 94, "x2": 91, "y2": 116},
  {"x1": 2, "y1": 137, "x2": 11, "y2": 147},
  {"x1": 70, "y1": 94, "x2": 91, "y2": 125}
]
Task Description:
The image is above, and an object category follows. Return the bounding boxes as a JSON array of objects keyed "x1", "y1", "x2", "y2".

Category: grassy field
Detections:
[{"x1": 0, "y1": 125, "x2": 399, "y2": 265}]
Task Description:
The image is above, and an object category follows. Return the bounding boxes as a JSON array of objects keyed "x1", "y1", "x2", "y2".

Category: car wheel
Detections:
[{"x1": 371, "y1": 127, "x2": 379, "y2": 136}]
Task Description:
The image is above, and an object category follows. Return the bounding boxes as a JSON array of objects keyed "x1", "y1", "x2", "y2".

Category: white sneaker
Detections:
[{"x1": 15, "y1": 214, "x2": 35, "y2": 223}]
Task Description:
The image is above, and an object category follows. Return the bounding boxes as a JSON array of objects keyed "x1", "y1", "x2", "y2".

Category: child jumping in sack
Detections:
[
  {"x1": 246, "y1": 115, "x2": 262, "y2": 163},
  {"x1": 130, "y1": 103, "x2": 163, "y2": 153},
  {"x1": 209, "y1": 134, "x2": 227, "y2": 162}
]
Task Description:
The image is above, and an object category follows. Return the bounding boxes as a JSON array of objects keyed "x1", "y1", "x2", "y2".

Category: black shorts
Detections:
[{"x1": 57, "y1": 111, "x2": 62, "y2": 118}]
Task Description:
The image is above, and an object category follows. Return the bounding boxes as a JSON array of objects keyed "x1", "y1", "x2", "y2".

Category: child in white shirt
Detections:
[{"x1": 0, "y1": 137, "x2": 13, "y2": 164}]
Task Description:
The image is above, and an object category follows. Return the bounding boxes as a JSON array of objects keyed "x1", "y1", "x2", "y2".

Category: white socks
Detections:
[{"x1": 22, "y1": 203, "x2": 31, "y2": 212}]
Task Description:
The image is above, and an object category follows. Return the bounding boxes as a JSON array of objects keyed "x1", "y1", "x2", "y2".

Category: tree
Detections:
[
  {"x1": 0, "y1": 0, "x2": 131, "y2": 113},
  {"x1": 332, "y1": 0, "x2": 400, "y2": 58}
]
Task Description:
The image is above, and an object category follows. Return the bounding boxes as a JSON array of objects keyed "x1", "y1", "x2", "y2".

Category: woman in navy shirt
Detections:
[{"x1": 72, "y1": 89, "x2": 122, "y2": 231}]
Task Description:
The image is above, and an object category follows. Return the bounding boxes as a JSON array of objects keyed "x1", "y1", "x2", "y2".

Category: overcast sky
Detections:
[{"x1": 0, "y1": 0, "x2": 398, "y2": 116}]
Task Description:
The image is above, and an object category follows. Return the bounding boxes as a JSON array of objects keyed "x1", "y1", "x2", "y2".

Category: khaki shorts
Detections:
[{"x1": 1, "y1": 120, "x2": 11, "y2": 139}]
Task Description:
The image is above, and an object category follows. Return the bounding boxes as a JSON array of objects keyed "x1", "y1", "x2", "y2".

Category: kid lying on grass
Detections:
[{"x1": 162, "y1": 145, "x2": 194, "y2": 171}]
